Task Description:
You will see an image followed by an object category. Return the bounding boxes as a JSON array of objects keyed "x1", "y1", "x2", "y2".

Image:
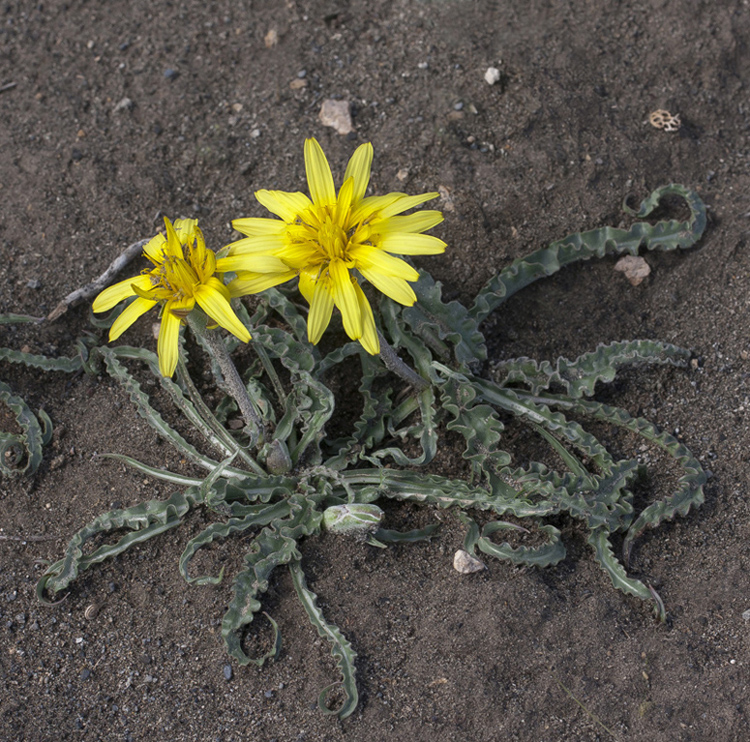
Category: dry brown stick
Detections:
[
  {"x1": 0, "y1": 81, "x2": 17, "y2": 93},
  {"x1": 47, "y1": 238, "x2": 148, "y2": 321}
]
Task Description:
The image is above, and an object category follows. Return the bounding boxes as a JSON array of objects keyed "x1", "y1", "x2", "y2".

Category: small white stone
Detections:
[
  {"x1": 319, "y1": 99, "x2": 353, "y2": 135},
  {"x1": 742, "y1": 609, "x2": 750, "y2": 621},
  {"x1": 484, "y1": 67, "x2": 501, "y2": 85},
  {"x1": 614, "y1": 255, "x2": 651, "y2": 286},
  {"x1": 453, "y1": 549, "x2": 486, "y2": 574}
]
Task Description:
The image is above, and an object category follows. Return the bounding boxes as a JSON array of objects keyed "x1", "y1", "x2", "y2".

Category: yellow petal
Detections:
[
  {"x1": 349, "y1": 245, "x2": 420, "y2": 281},
  {"x1": 228, "y1": 271, "x2": 297, "y2": 296},
  {"x1": 378, "y1": 233, "x2": 447, "y2": 256},
  {"x1": 307, "y1": 277, "x2": 334, "y2": 345},
  {"x1": 304, "y1": 138, "x2": 336, "y2": 206},
  {"x1": 329, "y1": 259, "x2": 362, "y2": 339},
  {"x1": 162, "y1": 217, "x2": 182, "y2": 258},
  {"x1": 255, "y1": 190, "x2": 312, "y2": 222},
  {"x1": 173, "y1": 218, "x2": 201, "y2": 247},
  {"x1": 380, "y1": 192, "x2": 439, "y2": 218},
  {"x1": 231, "y1": 217, "x2": 288, "y2": 236},
  {"x1": 157, "y1": 308, "x2": 182, "y2": 377},
  {"x1": 143, "y1": 232, "x2": 168, "y2": 262},
  {"x1": 350, "y1": 193, "x2": 403, "y2": 225},
  {"x1": 359, "y1": 268, "x2": 417, "y2": 306},
  {"x1": 334, "y1": 176, "x2": 355, "y2": 226},
  {"x1": 343, "y1": 142, "x2": 373, "y2": 203},
  {"x1": 225, "y1": 235, "x2": 287, "y2": 256},
  {"x1": 93, "y1": 274, "x2": 154, "y2": 312},
  {"x1": 108, "y1": 296, "x2": 158, "y2": 341},
  {"x1": 353, "y1": 281, "x2": 379, "y2": 354},
  {"x1": 377, "y1": 211, "x2": 444, "y2": 234},
  {"x1": 298, "y1": 268, "x2": 317, "y2": 304},
  {"x1": 217, "y1": 254, "x2": 291, "y2": 274},
  {"x1": 194, "y1": 283, "x2": 251, "y2": 343}
]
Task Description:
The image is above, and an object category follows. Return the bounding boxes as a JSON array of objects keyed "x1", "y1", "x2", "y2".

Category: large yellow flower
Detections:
[
  {"x1": 93, "y1": 217, "x2": 251, "y2": 377},
  {"x1": 226, "y1": 138, "x2": 446, "y2": 354}
]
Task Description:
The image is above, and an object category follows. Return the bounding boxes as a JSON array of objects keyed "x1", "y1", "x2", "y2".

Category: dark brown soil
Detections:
[{"x1": 2, "y1": 1, "x2": 750, "y2": 740}]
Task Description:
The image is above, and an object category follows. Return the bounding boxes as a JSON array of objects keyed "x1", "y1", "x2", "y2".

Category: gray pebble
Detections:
[{"x1": 223, "y1": 664, "x2": 233, "y2": 681}]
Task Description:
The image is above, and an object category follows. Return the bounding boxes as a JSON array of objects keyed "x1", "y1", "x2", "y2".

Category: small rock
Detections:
[
  {"x1": 80, "y1": 669, "x2": 91, "y2": 681},
  {"x1": 163, "y1": 68, "x2": 179, "y2": 81},
  {"x1": 71, "y1": 148, "x2": 84, "y2": 161},
  {"x1": 289, "y1": 78, "x2": 307, "y2": 90},
  {"x1": 223, "y1": 664, "x2": 233, "y2": 681},
  {"x1": 319, "y1": 99, "x2": 353, "y2": 135},
  {"x1": 453, "y1": 549, "x2": 485, "y2": 574},
  {"x1": 743, "y1": 609, "x2": 750, "y2": 622},
  {"x1": 484, "y1": 66, "x2": 501, "y2": 85},
  {"x1": 264, "y1": 29, "x2": 278, "y2": 48},
  {"x1": 396, "y1": 168, "x2": 409, "y2": 181},
  {"x1": 614, "y1": 255, "x2": 651, "y2": 286},
  {"x1": 113, "y1": 97, "x2": 134, "y2": 113},
  {"x1": 26, "y1": 279, "x2": 41, "y2": 289}
]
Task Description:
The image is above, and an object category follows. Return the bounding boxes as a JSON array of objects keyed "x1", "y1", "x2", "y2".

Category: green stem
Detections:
[
  {"x1": 377, "y1": 330, "x2": 429, "y2": 392},
  {"x1": 186, "y1": 311, "x2": 265, "y2": 446}
]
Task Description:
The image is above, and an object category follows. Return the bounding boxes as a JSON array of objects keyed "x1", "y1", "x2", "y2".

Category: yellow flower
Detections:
[
  {"x1": 227, "y1": 138, "x2": 446, "y2": 354},
  {"x1": 93, "y1": 217, "x2": 251, "y2": 377}
]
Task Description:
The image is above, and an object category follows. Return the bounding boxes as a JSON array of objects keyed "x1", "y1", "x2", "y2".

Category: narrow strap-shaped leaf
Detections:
[
  {"x1": 0, "y1": 313, "x2": 44, "y2": 324},
  {"x1": 221, "y1": 496, "x2": 322, "y2": 666},
  {"x1": 404, "y1": 268, "x2": 487, "y2": 365},
  {"x1": 289, "y1": 559, "x2": 359, "y2": 719},
  {"x1": 179, "y1": 500, "x2": 291, "y2": 585},
  {"x1": 100, "y1": 346, "x2": 250, "y2": 479},
  {"x1": 588, "y1": 527, "x2": 664, "y2": 621},
  {"x1": 37, "y1": 488, "x2": 203, "y2": 600},
  {"x1": 0, "y1": 381, "x2": 46, "y2": 477},
  {"x1": 492, "y1": 339, "x2": 690, "y2": 398},
  {"x1": 372, "y1": 524, "x2": 441, "y2": 543},
  {"x1": 0, "y1": 346, "x2": 84, "y2": 373},
  {"x1": 471, "y1": 184, "x2": 706, "y2": 323},
  {"x1": 477, "y1": 522, "x2": 566, "y2": 567}
]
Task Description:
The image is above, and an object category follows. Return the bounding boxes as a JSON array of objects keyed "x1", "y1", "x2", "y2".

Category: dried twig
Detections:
[
  {"x1": 47, "y1": 238, "x2": 148, "y2": 321},
  {"x1": 0, "y1": 81, "x2": 17, "y2": 94}
]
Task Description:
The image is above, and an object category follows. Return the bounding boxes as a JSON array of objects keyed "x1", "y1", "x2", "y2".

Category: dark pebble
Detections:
[
  {"x1": 223, "y1": 664, "x2": 232, "y2": 681},
  {"x1": 80, "y1": 669, "x2": 91, "y2": 680},
  {"x1": 163, "y1": 68, "x2": 179, "y2": 80},
  {"x1": 71, "y1": 148, "x2": 83, "y2": 161},
  {"x1": 26, "y1": 279, "x2": 41, "y2": 289}
]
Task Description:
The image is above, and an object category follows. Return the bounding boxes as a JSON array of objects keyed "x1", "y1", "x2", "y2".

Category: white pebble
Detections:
[{"x1": 484, "y1": 67, "x2": 501, "y2": 85}]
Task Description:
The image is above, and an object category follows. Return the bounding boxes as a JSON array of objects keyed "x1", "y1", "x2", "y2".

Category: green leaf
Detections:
[
  {"x1": 471, "y1": 184, "x2": 707, "y2": 323},
  {"x1": 289, "y1": 559, "x2": 359, "y2": 719}
]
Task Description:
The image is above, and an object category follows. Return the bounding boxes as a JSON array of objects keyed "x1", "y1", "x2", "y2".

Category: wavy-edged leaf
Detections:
[
  {"x1": 221, "y1": 495, "x2": 322, "y2": 666},
  {"x1": 404, "y1": 269, "x2": 486, "y2": 366},
  {"x1": 492, "y1": 339, "x2": 690, "y2": 398},
  {"x1": 478, "y1": 522, "x2": 566, "y2": 567},
  {"x1": 289, "y1": 559, "x2": 359, "y2": 718},
  {"x1": 472, "y1": 184, "x2": 707, "y2": 323},
  {"x1": 0, "y1": 380, "x2": 47, "y2": 477},
  {"x1": 37, "y1": 489, "x2": 203, "y2": 601},
  {"x1": 588, "y1": 527, "x2": 664, "y2": 620}
]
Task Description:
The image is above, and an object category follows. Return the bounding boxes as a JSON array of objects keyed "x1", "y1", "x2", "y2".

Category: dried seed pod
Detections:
[
  {"x1": 84, "y1": 603, "x2": 99, "y2": 620},
  {"x1": 453, "y1": 549, "x2": 486, "y2": 574}
]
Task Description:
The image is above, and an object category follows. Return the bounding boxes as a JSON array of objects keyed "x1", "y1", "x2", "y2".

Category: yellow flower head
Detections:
[
  {"x1": 93, "y1": 218, "x2": 251, "y2": 377},
  {"x1": 227, "y1": 138, "x2": 446, "y2": 354}
]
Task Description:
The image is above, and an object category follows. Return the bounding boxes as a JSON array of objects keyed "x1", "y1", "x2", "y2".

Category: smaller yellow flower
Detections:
[
  {"x1": 93, "y1": 218, "x2": 251, "y2": 377},
  {"x1": 227, "y1": 138, "x2": 446, "y2": 354}
]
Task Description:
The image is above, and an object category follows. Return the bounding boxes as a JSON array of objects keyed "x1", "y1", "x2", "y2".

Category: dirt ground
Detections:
[{"x1": 2, "y1": 0, "x2": 750, "y2": 740}]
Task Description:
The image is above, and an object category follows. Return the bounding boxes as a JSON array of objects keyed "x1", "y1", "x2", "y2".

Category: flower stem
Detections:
[
  {"x1": 377, "y1": 330, "x2": 429, "y2": 392},
  {"x1": 186, "y1": 311, "x2": 265, "y2": 446}
]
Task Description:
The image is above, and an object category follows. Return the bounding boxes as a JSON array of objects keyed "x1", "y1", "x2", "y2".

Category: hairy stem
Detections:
[
  {"x1": 186, "y1": 311, "x2": 265, "y2": 446},
  {"x1": 377, "y1": 330, "x2": 429, "y2": 391}
]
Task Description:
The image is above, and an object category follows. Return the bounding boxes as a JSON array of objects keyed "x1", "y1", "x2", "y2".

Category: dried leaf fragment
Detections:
[{"x1": 649, "y1": 109, "x2": 681, "y2": 132}]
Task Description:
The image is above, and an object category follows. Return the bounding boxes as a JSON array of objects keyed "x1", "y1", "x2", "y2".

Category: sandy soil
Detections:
[{"x1": 2, "y1": 1, "x2": 750, "y2": 740}]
